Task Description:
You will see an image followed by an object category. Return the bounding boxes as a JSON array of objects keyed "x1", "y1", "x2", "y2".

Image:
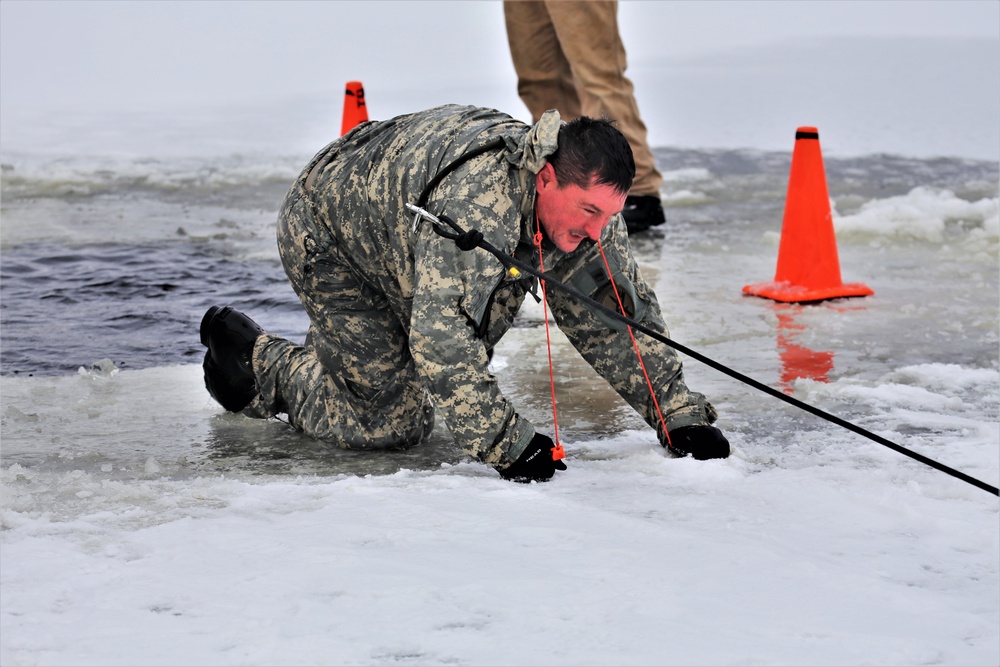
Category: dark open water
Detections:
[{"x1": 2, "y1": 148, "x2": 996, "y2": 379}]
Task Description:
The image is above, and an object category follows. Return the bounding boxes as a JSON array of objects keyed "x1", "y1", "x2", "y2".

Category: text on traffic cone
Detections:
[{"x1": 341, "y1": 81, "x2": 368, "y2": 136}]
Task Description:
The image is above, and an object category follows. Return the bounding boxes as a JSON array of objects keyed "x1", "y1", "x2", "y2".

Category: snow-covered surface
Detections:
[{"x1": 2, "y1": 361, "x2": 998, "y2": 666}]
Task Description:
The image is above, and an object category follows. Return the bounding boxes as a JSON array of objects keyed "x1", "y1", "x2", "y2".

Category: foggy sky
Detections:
[
  {"x1": 2, "y1": 1, "x2": 997, "y2": 114},
  {"x1": 1, "y1": 1, "x2": 998, "y2": 159}
]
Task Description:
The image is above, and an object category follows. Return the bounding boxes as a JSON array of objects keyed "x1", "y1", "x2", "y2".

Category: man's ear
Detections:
[{"x1": 536, "y1": 162, "x2": 557, "y2": 192}]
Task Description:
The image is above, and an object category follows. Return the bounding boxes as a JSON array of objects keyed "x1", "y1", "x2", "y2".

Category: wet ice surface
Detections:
[{"x1": 1, "y1": 147, "x2": 998, "y2": 665}]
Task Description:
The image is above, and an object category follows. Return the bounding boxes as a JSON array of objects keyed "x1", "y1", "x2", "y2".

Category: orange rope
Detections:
[
  {"x1": 596, "y1": 240, "x2": 672, "y2": 448},
  {"x1": 533, "y1": 230, "x2": 566, "y2": 462}
]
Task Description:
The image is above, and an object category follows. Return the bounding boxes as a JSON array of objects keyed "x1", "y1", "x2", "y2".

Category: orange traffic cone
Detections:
[
  {"x1": 743, "y1": 127, "x2": 873, "y2": 303},
  {"x1": 340, "y1": 81, "x2": 368, "y2": 136}
]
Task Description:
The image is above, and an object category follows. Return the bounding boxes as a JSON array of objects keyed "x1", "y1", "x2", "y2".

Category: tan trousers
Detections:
[{"x1": 503, "y1": 0, "x2": 663, "y2": 197}]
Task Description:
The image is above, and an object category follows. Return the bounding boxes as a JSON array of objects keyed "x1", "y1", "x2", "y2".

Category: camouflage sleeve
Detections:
[
  {"x1": 408, "y1": 198, "x2": 535, "y2": 469},
  {"x1": 545, "y1": 216, "x2": 718, "y2": 434}
]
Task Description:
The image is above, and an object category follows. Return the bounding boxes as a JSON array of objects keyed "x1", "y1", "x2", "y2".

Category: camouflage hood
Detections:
[{"x1": 503, "y1": 109, "x2": 562, "y2": 174}]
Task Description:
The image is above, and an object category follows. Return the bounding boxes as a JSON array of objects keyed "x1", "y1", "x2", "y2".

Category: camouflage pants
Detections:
[{"x1": 245, "y1": 185, "x2": 433, "y2": 449}]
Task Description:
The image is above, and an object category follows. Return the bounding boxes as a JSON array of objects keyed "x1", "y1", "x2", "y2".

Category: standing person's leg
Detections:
[
  {"x1": 545, "y1": 0, "x2": 661, "y2": 195},
  {"x1": 503, "y1": 0, "x2": 583, "y2": 122},
  {"x1": 245, "y1": 185, "x2": 433, "y2": 450},
  {"x1": 545, "y1": 0, "x2": 665, "y2": 229}
]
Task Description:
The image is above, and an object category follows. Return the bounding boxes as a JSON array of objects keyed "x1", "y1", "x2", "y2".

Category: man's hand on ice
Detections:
[
  {"x1": 664, "y1": 424, "x2": 731, "y2": 460},
  {"x1": 498, "y1": 432, "x2": 567, "y2": 483}
]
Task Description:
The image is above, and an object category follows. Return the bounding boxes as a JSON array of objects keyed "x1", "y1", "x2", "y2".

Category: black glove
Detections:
[
  {"x1": 498, "y1": 432, "x2": 568, "y2": 483},
  {"x1": 665, "y1": 425, "x2": 731, "y2": 460}
]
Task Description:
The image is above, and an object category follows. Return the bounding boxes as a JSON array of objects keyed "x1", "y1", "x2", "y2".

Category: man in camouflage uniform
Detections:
[{"x1": 200, "y1": 104, "x2": 730, "y2": 482}]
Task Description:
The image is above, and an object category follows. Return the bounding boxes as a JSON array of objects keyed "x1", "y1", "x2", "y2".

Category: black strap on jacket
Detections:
[{"x1": 416, "y1": 137, "x2": 509, "y2": 210}]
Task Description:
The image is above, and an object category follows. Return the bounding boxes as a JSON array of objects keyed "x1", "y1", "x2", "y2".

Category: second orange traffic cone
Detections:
[
  {"x1": 743, "y1": 127, "x2": 873, "y2": 303},
  {"x1": 340, "y1": 81, "x2": 368, "y2": 136}
]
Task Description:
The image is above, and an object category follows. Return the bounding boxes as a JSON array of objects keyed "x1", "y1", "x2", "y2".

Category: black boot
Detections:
[
  {"x1": 200, "y1": 305, "x2": 264, "y2": 412},
  {"x1": 622, "y1": 194, "x2": 666, "y2": 234}
]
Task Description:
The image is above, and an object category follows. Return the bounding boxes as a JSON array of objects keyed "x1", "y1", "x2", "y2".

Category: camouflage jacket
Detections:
[{"x1": 305, "y1": 105, "x2": 714, "y2": 469}]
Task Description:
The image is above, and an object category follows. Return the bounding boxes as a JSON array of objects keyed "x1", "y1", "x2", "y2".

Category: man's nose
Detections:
[{"x1": 586, "y1": 217, "x2": 609, "y2": 240}]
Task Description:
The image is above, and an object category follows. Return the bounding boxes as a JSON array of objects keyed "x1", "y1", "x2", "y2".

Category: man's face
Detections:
[{"x1": 534, "y1": 164, "x2": 628, "y2": 253}]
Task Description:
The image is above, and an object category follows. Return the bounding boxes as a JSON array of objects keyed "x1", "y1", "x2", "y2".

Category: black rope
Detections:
[{"x1": 430, "y1": 213, "x2": 999, "y2": 497}]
